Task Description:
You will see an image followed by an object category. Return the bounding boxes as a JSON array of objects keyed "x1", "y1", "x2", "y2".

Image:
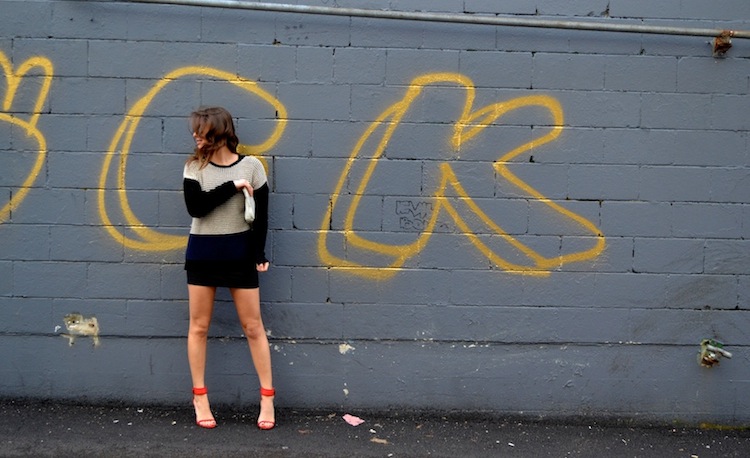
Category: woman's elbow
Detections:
[{"x1": 185, "y1": 203, "x2": 209, "y2": 218}]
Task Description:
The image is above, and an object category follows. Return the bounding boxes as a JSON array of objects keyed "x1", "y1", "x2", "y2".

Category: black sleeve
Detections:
[
  {"x1": 183, "y1": 178, "x2": 237, "y2": 218},
  {"x1": 252, "y1": 182, "x2": 269, "y2": 264}
]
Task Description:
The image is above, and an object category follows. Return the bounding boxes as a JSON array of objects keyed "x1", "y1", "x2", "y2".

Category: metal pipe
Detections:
[
  {"x1": 109, "y1": 0, "x2": 750, "y2": 39},
  {"x1": 706, "y1": 344, "x2": 733, "y2": 359}
]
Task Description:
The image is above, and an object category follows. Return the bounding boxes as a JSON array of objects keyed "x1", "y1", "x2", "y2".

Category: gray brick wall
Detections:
[{"x1": 0, "y1": 0, "x2": 748, "y2": 425}]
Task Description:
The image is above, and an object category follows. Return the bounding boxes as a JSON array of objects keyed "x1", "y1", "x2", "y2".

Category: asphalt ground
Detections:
[{"x1": 1, "y1": 399, "x2": 749, "y2": 457}]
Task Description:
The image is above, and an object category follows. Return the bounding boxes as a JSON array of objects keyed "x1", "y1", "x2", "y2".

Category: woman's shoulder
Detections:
[
  {"x1": 183, "y1": 159, "x2": 201, "y2": 178},
  {"x1": 238, "y1": 154, "x2": 263, "y2": 166},
  {"x1": 238, "y1": 155, "x2": 267, "y2": 174},
  {"x1": 238, "y1": 155, "x2": 268, "y2": 187}
]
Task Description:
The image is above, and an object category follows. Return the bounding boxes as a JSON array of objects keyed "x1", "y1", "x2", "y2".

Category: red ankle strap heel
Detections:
[
  {"x1": 258, "y1": 387, "x2": 276, "y2": 430},
  {"x1": 260, "y1": 387, "x2": 275, "y2": 397},
  {"x1": 193, "y1": 387, "x2": 208, "y2": 396},
  {"x1": 192, "y1": 387, "x2": 216, "y2": 429}
]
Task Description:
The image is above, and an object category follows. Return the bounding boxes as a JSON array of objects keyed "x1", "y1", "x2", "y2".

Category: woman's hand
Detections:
[
  {"x1": 256, "y1": 262, "x2": 270, "y2": 272},
  {"x1": 233, "y1": 179, "x2": 253, "y2": 195}
]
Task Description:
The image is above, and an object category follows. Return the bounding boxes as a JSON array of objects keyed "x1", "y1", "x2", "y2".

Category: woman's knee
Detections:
[
  {"x1": 242, "y1": 319, "x2": 265, "y2": 340},
  {"x1": 189, "y1": 319, "x2": 211, "y2": 338}
]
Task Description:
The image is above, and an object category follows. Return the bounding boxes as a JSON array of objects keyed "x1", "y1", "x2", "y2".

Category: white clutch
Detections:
[{"x1": 242, "y1": 188, "x2": 255, "y2": 223}]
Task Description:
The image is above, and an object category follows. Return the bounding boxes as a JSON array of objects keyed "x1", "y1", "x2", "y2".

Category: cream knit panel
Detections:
[{"x1": 183, "y1": 156, "x2": 267, "y2": 235}]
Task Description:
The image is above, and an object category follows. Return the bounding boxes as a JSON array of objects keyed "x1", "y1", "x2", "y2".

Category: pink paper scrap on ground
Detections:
[{"x1": 342, "y1": 414, "x2": 365, "y2": 426}]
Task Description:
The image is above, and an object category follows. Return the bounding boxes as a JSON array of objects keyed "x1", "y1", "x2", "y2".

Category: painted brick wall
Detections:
[{"x1": 1, "y1": 0, "x2": 748, "y2": 424}]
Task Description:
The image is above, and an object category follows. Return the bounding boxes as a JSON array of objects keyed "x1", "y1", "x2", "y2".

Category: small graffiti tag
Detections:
[{"x1": 397, "y1": 200, "x2": 432, "y2": 231}]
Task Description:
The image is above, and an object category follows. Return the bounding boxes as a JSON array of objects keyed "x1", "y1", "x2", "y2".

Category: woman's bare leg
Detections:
[
  {"x1": 188, "y1": 284, "x2": 216, "y2": 425},
  {"x1": 231, "y1": 287, "x2": 274, "y2": 426}
]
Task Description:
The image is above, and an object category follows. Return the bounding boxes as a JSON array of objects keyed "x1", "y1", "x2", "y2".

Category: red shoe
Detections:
[
  {"x1": 257, "y1": 387, "x2": 276, "y2": 430},
  {"x1": 192, "y1": 387, "x2": 217, "y2": 429}
]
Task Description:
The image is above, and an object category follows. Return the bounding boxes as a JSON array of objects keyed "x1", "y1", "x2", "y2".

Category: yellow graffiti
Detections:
[
  {"x1": 98, "y1": 66, "x2": 286, "y2": 251},
  {"x1": 0, "y1": 51, "x2": 53, "y2": 223},
  {"x1": 318, "y1": 72, "x2": 605, "y2": 279}
]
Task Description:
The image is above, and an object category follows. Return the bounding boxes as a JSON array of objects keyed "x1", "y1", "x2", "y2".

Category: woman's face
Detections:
[{"x1": 193, "y1": 128, "x2": 209, "y2": 150}]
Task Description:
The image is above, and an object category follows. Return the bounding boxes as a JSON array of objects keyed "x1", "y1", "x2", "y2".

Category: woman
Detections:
[{"x1": 182, "y1": 106, "x2": 275, "y2": 430}]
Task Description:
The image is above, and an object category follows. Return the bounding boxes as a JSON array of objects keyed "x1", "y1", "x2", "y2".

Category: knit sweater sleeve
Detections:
[
  {"x1": 252, "y1": 182, "x2": 269, "y2": 264},
  {"x1": 183, "y1": 178, "x2": 237, "y2": 218}
]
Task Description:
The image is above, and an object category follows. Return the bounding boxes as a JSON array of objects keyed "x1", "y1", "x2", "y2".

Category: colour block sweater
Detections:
[{"x1": 183, "y1": 155, "x2": 269, "y2": 270}]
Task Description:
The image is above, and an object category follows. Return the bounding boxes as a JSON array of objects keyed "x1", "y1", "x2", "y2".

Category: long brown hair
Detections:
[{"x1": 187, "y1": 107, "x2": 240, "y2": 169}]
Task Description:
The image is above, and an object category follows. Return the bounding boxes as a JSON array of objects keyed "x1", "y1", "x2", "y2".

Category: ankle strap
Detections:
[
  {"x1": 260, "y1": 387, "x2": 275, "y2": 397},
  {"x1": 193, "y1": 387, "x2": 208, "y2": 395}
]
